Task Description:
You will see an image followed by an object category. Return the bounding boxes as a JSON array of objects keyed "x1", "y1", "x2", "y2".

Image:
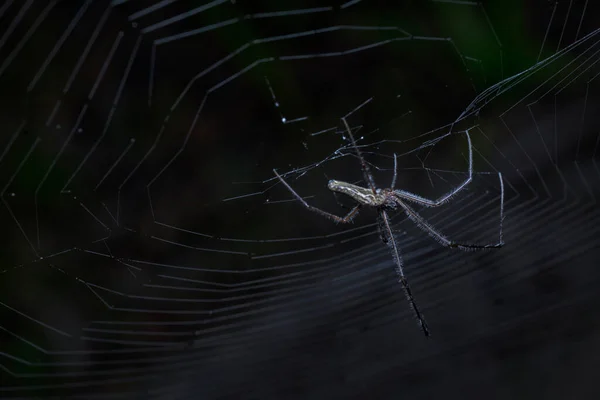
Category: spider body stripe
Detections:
[{"x1": 273, "y1": 121, "x2": 504, "y2": 337}]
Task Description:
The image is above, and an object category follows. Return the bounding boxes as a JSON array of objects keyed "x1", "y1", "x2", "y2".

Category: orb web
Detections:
[{"x1": 0, "y1": 0, "x2": 599, "y2": 398}]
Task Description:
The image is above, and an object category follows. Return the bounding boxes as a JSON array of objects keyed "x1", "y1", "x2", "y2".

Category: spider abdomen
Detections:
[{"x1": 327, "y1": 179, "x2": 387, "y2": 206}]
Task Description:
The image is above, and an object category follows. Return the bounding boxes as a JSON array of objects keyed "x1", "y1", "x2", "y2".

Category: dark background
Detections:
[{"x1": 0, "y1": 0, "x2": 599, "y2": 398}]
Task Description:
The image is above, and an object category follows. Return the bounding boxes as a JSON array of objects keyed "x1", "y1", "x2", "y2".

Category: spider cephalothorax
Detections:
[{"x1": 274, "y1": 118, "x2": 504, "y2": 336}]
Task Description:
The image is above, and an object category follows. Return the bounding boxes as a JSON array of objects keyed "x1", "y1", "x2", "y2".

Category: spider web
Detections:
[{"x1": 0, "y1": 0, "x2": 599, "y2": 398}]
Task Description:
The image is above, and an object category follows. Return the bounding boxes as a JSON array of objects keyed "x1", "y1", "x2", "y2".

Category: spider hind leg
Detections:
[{"x1": 377, "y1": 213, "x2": 390, "y2": 244}]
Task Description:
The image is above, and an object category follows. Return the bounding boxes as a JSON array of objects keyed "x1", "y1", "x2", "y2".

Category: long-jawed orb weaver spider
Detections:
[{"x1": 273, "y1": 118, "x2": 504, "y2": 336}]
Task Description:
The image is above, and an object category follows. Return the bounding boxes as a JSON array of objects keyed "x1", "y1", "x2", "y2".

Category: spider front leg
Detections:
[
  {"x1": 273, "y1": 169, "x2": 361, "y2": 224},
  {"x1": 341, "y1": 117, "x2": 377, "y2": 194}
]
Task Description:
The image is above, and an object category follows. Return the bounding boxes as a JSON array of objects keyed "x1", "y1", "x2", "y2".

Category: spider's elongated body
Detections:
[
  {"x1": 274, "y1": 118, "x2": 504, "y2": 336},
  {"x1": 327, "y1": 180, "x2": 391, "y2": 207}
]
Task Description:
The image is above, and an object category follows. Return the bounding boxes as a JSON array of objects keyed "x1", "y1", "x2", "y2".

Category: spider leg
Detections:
[
  {"x1": 379, "y1": 209, "x2": 430, "y2": 337},
  {"x1": 394, "y1": 130, "x2": 474, "y2": 207},
  {"x1": 273, "y1": 169, "x2": 361, "y2": 224},
  {"x1": 377, "y1": 212, "x2": 390, "y2": 244},
  {"x1": 391, "y1": 153, "x2": 398, "y2": 190},
  {"x1": 396, "y1": 194, "x2": 504, "y2": 250},
  {"x1": 341, "y1": 117, "x2": 377, "y2": 194}
]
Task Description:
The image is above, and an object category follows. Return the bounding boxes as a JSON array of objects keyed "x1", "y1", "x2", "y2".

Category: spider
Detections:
[{"x1": 273, "y1": 118, "x2": 504, "y2": 337}]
